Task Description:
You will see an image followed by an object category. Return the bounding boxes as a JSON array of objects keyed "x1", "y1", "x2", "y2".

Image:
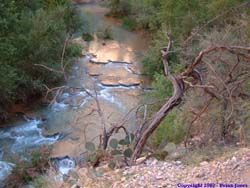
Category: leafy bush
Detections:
[
  {"x1": 152, "y1": 109, "x2": 186, "y2": 146},
  {"x1": 122, "y1": 17, "x2": 137, "y2": 30},
  {"x1": 106, "y1": 0, "x2": 132, "y2": 17},
  {"x1": 96, "y1": 26, "x2": 113, "y2": 40},
  {"x1": 138, "y1": 0, "x2": 250, "y2": 150},
  {"x1": 130, "y1": 0, "x2": 162, "y2": 30},
  {"x1": 150, "y1": 73, "x2": 173, "y2": 101},
  {"x1": 0, "y1": 0, "x2": 83, "y2": 111},
  {"x1": 82, "y1": 32, "x2": 94, "y2": 41},
  {"x1": 66, "y1": 43, "x2": 82, "y2": 57}
]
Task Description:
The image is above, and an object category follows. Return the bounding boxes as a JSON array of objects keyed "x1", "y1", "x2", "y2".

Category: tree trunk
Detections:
[
  {"x1": 130, "y1": 34, "x2": 184, "y2": 163},
  {"x1": 130, "y1": 35, "x2": 250, "y2": 164}
]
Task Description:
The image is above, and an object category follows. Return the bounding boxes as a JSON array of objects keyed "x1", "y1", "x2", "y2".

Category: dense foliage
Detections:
[
  {"x1": 0, "y1": 0, "x2": 82, "y2": 111},
  {"x1": 106, "y1": 0, "x2": 250, "y2": 147}
]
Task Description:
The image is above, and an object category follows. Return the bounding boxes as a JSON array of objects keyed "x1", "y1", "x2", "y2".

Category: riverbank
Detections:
[
  {"x1": 1, "y1": 2, "x2": 151, "y2": 187},
  {"x1": 0, "y1": 0, "x2": 83, "y2": 126},
  {"x1": 50, "y1": 147, "x2": 250, "y2": 188}
]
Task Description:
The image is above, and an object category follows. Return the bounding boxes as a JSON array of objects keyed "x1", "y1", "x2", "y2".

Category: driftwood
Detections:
[{"x1": 130, "y1": 34, "x2": 250, "y2": 164}]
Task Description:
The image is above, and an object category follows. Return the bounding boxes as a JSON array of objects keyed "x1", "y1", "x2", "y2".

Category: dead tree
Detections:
[{"x1": 130, "y1": 34, "x2": 250, "y2": 164}]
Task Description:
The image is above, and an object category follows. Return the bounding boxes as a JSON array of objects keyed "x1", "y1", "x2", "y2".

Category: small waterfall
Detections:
[
  {"x1": 51, "y1": 157, "x2": 76, "y2": 175},
  {"x1": 0, "y1": 161, "x2": 15, "y2": 187}
]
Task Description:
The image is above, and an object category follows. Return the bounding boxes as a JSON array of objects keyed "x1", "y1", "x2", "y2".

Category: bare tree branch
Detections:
[
  {"x1": 205, "y1": 61, "x2": 234, "y2": 120},
  {"x1": 184, "y1": 97, "x2": 214, "y2": 150},
  {"x1": 130, "y1": 34, "x2": 185, "y2": 163},
  {"x1": 130, "y1": 35, "x2": 250, "y2": 164},
  {"x1": 33, "y1": 64, "x2": 64, "y2": 74}
]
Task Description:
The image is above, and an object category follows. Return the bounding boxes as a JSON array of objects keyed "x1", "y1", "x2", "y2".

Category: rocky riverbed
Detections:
[{"x1": 48, "y1": 3, "x2": 150, "y2": 161}]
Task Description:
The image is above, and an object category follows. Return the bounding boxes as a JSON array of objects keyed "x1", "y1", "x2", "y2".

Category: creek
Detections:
[{"x1": 0, "y1": 3, "x2": 149, "y2": 186}]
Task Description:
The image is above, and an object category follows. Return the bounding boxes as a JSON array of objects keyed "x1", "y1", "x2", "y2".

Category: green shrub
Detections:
[
  {"x1": 130, "y1": 0, "x2": 162, "y2": 30},
  {"x1": 152, "y1": 109, "x2": 186, "y2": 146},
  {"x1": 107, "y1": 0, "x2": 132, "y2": 17},
  {"x1": 66, "y1": 43, "x2": 82, "y2": 57},
  {"x1": 141, "y1": 31, "x2": 180, "y2": 77},
  {"x1": 96, "y1": 26, "x2": 113, "y2": 40},
  {"x1": 151, "y1": 73, "x2": 173, "y2": 100},
  {"x1": 0, "y1": 0, "x2": 84, "y2": 111},
  {"x1": 81, "y1": 32, "x2": 94, "y2": 41},
  {"x1": 122, "y1": 17, "x2": 137, "y2": 30}
]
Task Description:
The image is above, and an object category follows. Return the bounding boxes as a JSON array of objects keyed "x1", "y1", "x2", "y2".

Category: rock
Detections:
[
  {"x1": 195, "y1": 171, "x2": 206, "y2": 178},
  {"x1": 98, "y1": 66, "x2": 141, "y2": 87},
  {"x1": 78, "y1": 168, "x2": 88, "y2": 177},
  {"x1": 89, "y1": 59, "x2": 109, "y2": 64},
  {"x1": 150, "y1": 159, "x2": 158, "y2": 166},
  {"x1": 200, "y1": 161, "x2": 209, "y2": 166},
  {"x1": 121, "y1": 177, "x2": 126, "y2": 182},
  {"x1": 168, "y1": 151, "x2": 184, "y2": 160},
  {"x1": 51, "y1": 140, "x2": 79, "y2": 158},
  {"x1": 96, "y1": 164, "x2": 110, "y2": 173},
  {"x1": 63, "y1": 95, "x2": 85, "y2": 107},
  {"x1": 72, "y1": 95, "x2": 85, "y2": 107},
  {"x1": 63, "y1": 97, "x2": 72, "y2": 105},
  {"x1": 100, "y1": 80, "x2": 120, "y2": 86},
  {"x1": 119, "y1": 79, "x2": 140, "y2": 87},
  {"x1": 128, "y1": 63, "x2": 141, "y2": 74},
  {"x1": 88, "y1": 40, "x2": 135, "y2": 63},
  {"x1": 86, "y1": 63, "x2": 103, "y2": 76},
  {"x1": 136, "y1": 156, "x2": 147, "y2": 164},
  {"x1": 163, "y1": 143, "x2": 176, "y2": 154},
  {"x1": 43, "y1": 132, "x2": 60, "y2": 138},
  {"x1": 232, "y1": 164, "x2": 239, "y2": 170},
  {"x1": 71, "y1": 37, "x2": 87, "y2": 54},
  {"x1": 232, "y1": 156, "x2": 237, "y2": 162},
  {"x1": 108, "y1": 61, "x2": 132, "y2": 64},
  {"x1": 70, "y1": 184, "x2": 78, "y2": 188},
  {"x1": 175, "y1": 161, "x2": 182, "y2": 165}
]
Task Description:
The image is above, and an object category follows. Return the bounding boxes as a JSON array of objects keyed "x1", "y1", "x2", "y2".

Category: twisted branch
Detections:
[{"x1": 130, "y1": 35, "x2": 250, "y2": 164}]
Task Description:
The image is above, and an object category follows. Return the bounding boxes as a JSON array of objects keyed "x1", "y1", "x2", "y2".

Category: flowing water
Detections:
[{"x1": 0, "y1": 3, "x2": 149, "y2": 185}]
